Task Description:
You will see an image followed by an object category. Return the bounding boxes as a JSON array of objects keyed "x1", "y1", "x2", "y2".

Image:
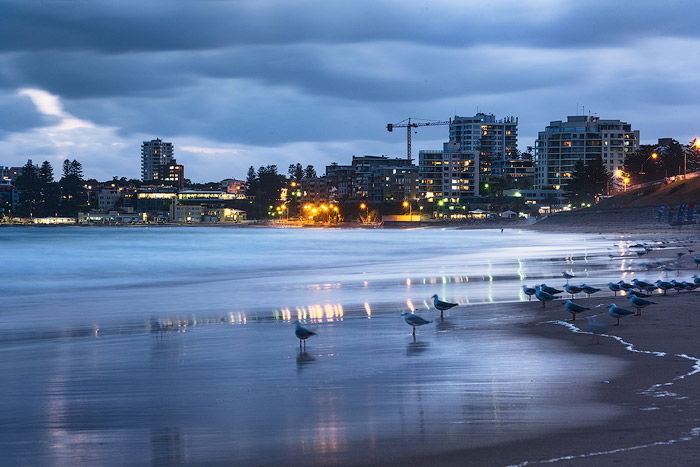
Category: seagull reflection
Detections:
[
  {"x1": 296, "y1": 350, "x2": 316, "y2": 368},
  {"x1": 435, "y1": 319, "x2": 456, "y2": 332},
  {"x1": 406, "y1": 340, "x2": 430, "y2": 356}
]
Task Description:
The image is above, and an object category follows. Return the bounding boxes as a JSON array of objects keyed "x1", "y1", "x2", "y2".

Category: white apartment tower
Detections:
[
  {"x1": 141, "y1": 138, "x2": 174, "y2": 182},
  {"x1": 534, "y1": 116, "x2": 639, "y2": 190},
  {"x1": 418, "y1": 113, "x2": 518, "y2": 201}
]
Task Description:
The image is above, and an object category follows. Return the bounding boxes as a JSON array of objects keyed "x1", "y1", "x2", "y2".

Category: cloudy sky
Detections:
[{"x1": 2, "y1": 0, "x2": 700, "y2": 181}]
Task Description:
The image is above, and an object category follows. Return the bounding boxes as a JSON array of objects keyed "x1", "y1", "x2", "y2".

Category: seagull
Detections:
[
  {"x1": 608, "y1": 282, "x2": 622, "y2": 296},
  {"x1": 617, "y1": 280, "x2": 635, "y2": 292},
  {"x1": 628, "y1": 294, "x2": 656, "y2": 316},
  {"x1": 431, "y1": 294, "x2": 458, "y2": 318},
  {"x1": 562, "y1": 272, "x2": 575, "y2": 283},
  {"x1": 670, "y1": 280, "x2": 686, "y2": 292},
  {"x1": 401, "y1": 311, "x2": 431, "y2": 337},
  {"x1": 585, "y1": 315, "x2": 609, "y2": 344},
  {"x1": 535, "y1": 286, "x2": 555, "y2": 308},
  {"x1": 580, "y1": 284, "x2": 601, "y2": 297},
  {"x1": 563, "y1": 284, "x2": 582, "y2": 298},
  {"x1": 683, "y1": 281, "x2": 700, "y2": 291},
  {"x1": 563, "y1": 300, "x2": 589, "y2": 321},
  {"x1": 693, "y1": 275, "x2": 700, "y2": 285},
  {"x1": 540, "y1": 284, "x2": 563, "y2": 295},
  {"x1": 693, "y1": 256, "x2": 700, "y2": 269},
  {"x1": 608, "y1": 304, "x2": 635, "y2": 326},
  {"x1": 522, "y1": 285, "x2": 536, "y2": 301},
  {"x1": 631, "y1": 279, "x2": 653, "y2": 290},
  {"x1": 294, "y1": 321, "x2": 316, "y2": 349}
]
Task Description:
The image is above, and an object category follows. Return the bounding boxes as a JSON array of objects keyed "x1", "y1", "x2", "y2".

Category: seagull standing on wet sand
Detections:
[
  {"x1": 628, "y1": 293, "x2": 656, "y2": 316},
  {"x1": 608, "y1": 282, "x2": 622, "y2": 296},
  {"x1": 563, "y1": 300, "x2": 589, "y2": 321},
  {"x1": 294, "y1": 321, "x2": 316, "y2": 349},
  {"x1": 535, "y1": 286, "x2": 555, "y2": 308},
  {"x1": 585, "y1": 316, "x2": 609, "y2": 344},
  {"x1": 608, "y1": 304, "x2": 635, "y2": 326},
  {"x1": 562, "y1": 272, "x2": 575, "y2": 284},
  {"x1": 401, "y1": 312, "x2": 431, "y2": 337},
  {"x1": 522, "y1": 285, "x2": 536, "y2": 301},
  {"x1": 431, "y1": 294, "x2": 458, "y2": 318},
  {"x1": 580, "y1": 284, "x2": 601, "y2": 298},
  {"x1": 563, "y1": 284, "x2": 582, "y2": 298}
]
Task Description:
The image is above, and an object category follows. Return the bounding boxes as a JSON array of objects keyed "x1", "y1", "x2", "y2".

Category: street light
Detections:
[
  {"x1": 402, "y1": 200, "x2": 412, "y2": 219},
  {"x1": 639, "y1": 152, "x2": 658, "y2": 175}
]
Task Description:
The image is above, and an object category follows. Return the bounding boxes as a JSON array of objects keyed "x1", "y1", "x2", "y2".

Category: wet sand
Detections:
[{"x1": 397, "y1": 280, "x2": 700, "y2": 465}]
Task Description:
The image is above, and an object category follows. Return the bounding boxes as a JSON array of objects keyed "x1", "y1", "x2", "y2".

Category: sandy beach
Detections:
[
  {"x1": 394, "y1": 244, "x2": 700, "y2": 467},
  {"x1": 2, "y1": 226, "x2": 700, "y2": 466}
]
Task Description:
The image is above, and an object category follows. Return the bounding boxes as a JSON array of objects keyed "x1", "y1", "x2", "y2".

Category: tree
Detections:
[
  {"x1": 303, "y1": 165, "x2": 317, "y2": 179},
  {"x1": 59, "y1": 159, "x2": 85, "y2": 216},
  {"x1": 39, "y1": 161, "x2": 54, "y2": 184},
  {"x1": 294, "y1": 163, "x2": 304, "y2": 181},
  {"x1": 566, "y1": 157, "x2": 610, "y2": 205},
  {"x1": 245, "y1": 166, "x2": 257, "y2": 196},
  {"x1": 14, "y1": 160, "x2": 40, "y2": 217}
]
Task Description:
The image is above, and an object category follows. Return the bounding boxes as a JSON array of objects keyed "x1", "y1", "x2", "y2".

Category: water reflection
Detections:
[
  {"x1": 151, "y1": 427, "x2": 183, "y2": 465},
  {"x1": 296, "y1": 351, "x2": 316, "y2": 368},
  {"x1": 435, "y1": 319, "x2": 456, "y2": 333},
  {"x1": 406, "y1": 340, "x2": 430, "y2": 356}
]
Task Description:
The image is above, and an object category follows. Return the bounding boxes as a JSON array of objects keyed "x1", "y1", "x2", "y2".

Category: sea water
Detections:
[{"x1": 0, "y1": 227, "x2": 636, "y2": 464}]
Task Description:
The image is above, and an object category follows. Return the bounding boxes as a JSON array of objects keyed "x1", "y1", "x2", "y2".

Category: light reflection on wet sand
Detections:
[{"x1": 0, "y1": 228, "x2": 672, "y2": 465}]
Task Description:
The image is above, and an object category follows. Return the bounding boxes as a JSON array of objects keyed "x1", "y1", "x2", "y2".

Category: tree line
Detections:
[{"x1": 11, "y1": 159, "x2": 86, "y2": 217}]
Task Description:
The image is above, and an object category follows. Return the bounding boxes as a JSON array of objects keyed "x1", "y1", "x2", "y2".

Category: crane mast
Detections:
[{"x1": 386, "y1": 117, "x2": 451, "y2": 164}]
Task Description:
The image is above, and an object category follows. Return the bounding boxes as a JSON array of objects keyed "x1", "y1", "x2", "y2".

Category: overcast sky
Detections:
[{"x1": 2, "y1": 0, "x2": 700, "y2": 181}]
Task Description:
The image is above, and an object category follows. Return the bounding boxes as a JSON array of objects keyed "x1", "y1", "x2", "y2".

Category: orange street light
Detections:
[
  {"x1": 651, "y1": 152, "x2": 658, "y2": 159},
  {"x1": 360, "y1": 203, "x2": 366, "y2": 209},
  {"x1": 402, "y1": 201, "x2": 409, "y2": 208},
  {"x1": 694, "y1": 139, "x2": 700, "y2": 149}
]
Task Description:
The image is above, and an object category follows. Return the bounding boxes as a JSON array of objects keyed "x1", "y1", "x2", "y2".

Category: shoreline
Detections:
[{"x1": 396, "y1": 288, "x2": 700, "y2": 465}]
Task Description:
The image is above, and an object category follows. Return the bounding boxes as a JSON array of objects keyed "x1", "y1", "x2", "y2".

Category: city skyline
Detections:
[{"x1": 2, "y1": 1, "x2": 700, "y2": 182}]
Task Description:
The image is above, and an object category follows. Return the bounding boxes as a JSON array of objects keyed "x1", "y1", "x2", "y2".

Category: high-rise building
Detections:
[
  {"x1": 449, "y1": 113, "x2": 518, "y2": 176},
  {"x1": 534, "y1": 116, "x2": 639, "y2": 190},
  {"x1": 159, "y1": 159, "x2": 185, "y2": 189},
  {"x1": 419, "y1": 142, "x2": 480, "y2": 201},
  {"x1": 141, "y1": 139, "x2": 174, "y2": 182}
]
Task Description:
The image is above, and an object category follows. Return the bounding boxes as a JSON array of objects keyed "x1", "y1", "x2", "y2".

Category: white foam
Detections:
[
  {"x1": 506, "y1": 427, "x2": 700, "y2": 466},
  {"x1": 510, "y1": 321, "x2": 700, "y2": 465}
]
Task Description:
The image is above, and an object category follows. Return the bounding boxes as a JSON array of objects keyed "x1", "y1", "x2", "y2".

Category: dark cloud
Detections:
[
  {"x1": 1, "y1": 0, "x2": 700, "y2": 53},
  {"x1": 1, "y1": 0, "x2": 700, "y2": 181},
  {"x1": 0, "y1": 91, "x2": 45, "y2": 136}
]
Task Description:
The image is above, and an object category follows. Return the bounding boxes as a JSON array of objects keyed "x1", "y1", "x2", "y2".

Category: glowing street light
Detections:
[{"x1": 360, "y1": 203, "x2": 366, "y2": 210}]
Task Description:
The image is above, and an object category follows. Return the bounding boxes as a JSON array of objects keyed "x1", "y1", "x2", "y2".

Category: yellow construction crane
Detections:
[{"x1": 387, "y1": 117, "x2": 451, "y2": 163}]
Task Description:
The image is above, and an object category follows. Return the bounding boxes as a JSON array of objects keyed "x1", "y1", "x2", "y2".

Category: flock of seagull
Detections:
[{"x1": 294, "y1": 242, "x2": 700, "y2": 348}]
